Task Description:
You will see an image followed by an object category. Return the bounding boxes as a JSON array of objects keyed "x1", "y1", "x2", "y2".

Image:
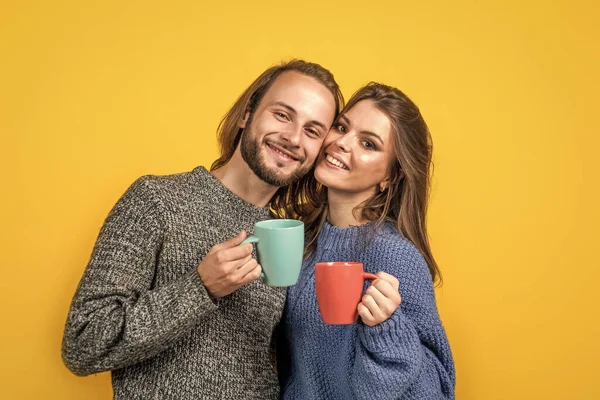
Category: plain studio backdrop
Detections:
[{"x1": 1, "y1": 1, "x2": 599, "y2": 399}]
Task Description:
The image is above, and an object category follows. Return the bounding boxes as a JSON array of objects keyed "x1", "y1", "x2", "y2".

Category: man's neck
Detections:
[
  {"x1": 210, "y1": 149, "x2": 279, "y2": 208},
  {"x1": 326, "y1": 189, "x2": 375, "y2": 228}
]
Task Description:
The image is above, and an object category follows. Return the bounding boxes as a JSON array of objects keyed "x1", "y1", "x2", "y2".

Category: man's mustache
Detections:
[{"x1": 266, "y1": 141, "x2": 305, "y2": 163}]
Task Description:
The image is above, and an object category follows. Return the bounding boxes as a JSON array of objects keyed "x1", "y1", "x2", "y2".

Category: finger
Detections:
[
  {"x1": 234, "y1": 254, "x2": 253, "y2": 269},
  {"x1": 366, "y1": 285, "x2": 399, "y2": 316},
  {"x1": 361, "y1": 294, "x2": 386, "y2": 322},
  {"x1": 215, "y1": 242, "x2": 253, "y2": 263},
  {"x1": 366, "y1": 285, "x2": 387, "y2": 306},
  {"x1": 220, "y1": 254, "x2": 253, "y2": 275},
  {"x1": 372, "y1": 278, "x2": 399, "y2": 300},
  {"x1": 239, "y1": 264, "x2": 262, "y2": 285},
  {"x1": 231, "y1": 258, "x2": 258, "y2": 281},
  {"x1": 210, "y1": 230, "x2": 248, "y2": 253},
  {"x1": 376, "y1": 271, "x2": 399, "y2": 289},
  {"x1": 357, "y1": 302, "x2": 375, "y2": 326}
]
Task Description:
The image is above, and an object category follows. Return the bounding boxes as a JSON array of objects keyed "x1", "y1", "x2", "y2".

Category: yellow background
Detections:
[{"x1": 2, "y1": 0, "x2": 599, "y2": 398}]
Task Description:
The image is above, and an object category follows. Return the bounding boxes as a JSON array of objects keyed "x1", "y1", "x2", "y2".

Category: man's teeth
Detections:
[
  {"x1": 326, "y1": 154, "x2": 348, "y2": 170},
  {"x1": 272, "y1": 146, "x2": 292, "y2": 159}
]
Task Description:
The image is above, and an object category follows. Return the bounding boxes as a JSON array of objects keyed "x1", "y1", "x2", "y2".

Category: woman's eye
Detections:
[
  {"x1": 336, "y1": 124, "x2": 347, "y2": 133},
  {"x1": 362, "y1": 140, "x2": 375, "y2": 150}
]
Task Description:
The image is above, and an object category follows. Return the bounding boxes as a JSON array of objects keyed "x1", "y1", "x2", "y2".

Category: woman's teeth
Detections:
[{"x1": 326, "y1": 154, "x2": 348, "y2": 170}]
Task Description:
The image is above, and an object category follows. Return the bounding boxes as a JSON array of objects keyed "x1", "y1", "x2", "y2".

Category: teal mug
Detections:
[{"x1": 242, "y1": 219, "x2": 304, "y2": 286}]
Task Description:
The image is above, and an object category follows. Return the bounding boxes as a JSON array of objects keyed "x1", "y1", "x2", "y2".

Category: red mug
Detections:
[{"x1": 315, "y1": 262, "x2": 378, "y2": 324}]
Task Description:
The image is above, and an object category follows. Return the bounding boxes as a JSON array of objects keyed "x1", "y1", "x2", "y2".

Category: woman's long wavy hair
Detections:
[{"x1": 273, "y1": 82, "x2": 442, "y2": 284}]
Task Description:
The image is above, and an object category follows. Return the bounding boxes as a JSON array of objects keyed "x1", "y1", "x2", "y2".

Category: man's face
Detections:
[{"x1": 239, "y1": 71, "x2": 337, "y2": 187}]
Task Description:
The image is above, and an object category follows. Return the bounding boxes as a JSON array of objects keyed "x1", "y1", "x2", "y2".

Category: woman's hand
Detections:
[{"x1": 357, "y1": 272, "x2": 401, "y2": 327}]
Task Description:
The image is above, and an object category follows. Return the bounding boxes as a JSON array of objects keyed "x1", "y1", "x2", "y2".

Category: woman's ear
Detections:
[{"x1": 379, "y1": 179, "x2": 390, "y2": 192}]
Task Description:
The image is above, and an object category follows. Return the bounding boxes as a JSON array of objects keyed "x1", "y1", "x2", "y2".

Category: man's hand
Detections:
[{"x1": 197, "y1": 231, "x2": 262, "y2": 298}]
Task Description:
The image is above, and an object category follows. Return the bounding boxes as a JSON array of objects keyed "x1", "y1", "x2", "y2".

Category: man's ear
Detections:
[{"x1": 238, "y1": 110, "x2": 251, "y2": 129}]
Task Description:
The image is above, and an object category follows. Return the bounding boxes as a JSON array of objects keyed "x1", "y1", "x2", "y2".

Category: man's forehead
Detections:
[
  {"x1": 266, "y1": 71, "x2": 324, "y2": 96},
  {"x1": 261, "y1": 71, "x2": 335, "y2": 112},
  {"x1": 254, "y1": 70, "x2": 337, "y2": 128}
]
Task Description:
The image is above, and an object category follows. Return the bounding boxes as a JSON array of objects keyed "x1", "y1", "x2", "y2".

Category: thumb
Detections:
[
  {"x1": 208, "y1": 231, "x2": 247, "y2": 254},
  {"x1": 222, "y1": 230, "x2": 248, "y2": 248}
]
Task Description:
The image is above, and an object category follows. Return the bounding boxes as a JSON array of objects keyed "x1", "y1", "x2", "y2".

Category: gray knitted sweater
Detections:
[{"x1": 62, "y1": 167, "x2": 285, "y2": 399}]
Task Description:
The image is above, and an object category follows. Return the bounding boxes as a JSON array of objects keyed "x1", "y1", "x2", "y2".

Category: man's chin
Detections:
[
  {"x1": 256, "y1": 160, "x2": 313, "y2": 186},
  {"x1": 258, "y1": 169, "x2": 297, "y2": 187},
  {"x1": 247, "y1": 152, "x2": 309, "y2": 186}
]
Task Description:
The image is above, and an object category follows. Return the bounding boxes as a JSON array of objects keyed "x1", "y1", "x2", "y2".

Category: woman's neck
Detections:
[{"x1": 326, "y1": 189, "x2": 375, "y2": 228}]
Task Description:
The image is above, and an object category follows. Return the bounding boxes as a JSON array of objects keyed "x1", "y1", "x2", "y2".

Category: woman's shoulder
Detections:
[
  {"x1": 370, "y1": 222, "x2": 425, "y2": 262},
  {"x1": 363, "y1": 222, "x2": 433, "y2": 287}
]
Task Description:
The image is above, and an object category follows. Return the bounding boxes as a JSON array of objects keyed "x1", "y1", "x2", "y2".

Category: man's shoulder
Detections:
[
  {"x1": 126, "y1": 166, "x2": 209, "y2": 206},
  {"x1": 135, "y1": 166, "x2": 206, "y2": 191}
]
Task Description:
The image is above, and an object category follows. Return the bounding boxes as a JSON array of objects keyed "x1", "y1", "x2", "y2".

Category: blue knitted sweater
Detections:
[{"x1": 277, "y1": 220, "x2": 455, "y2": 399}]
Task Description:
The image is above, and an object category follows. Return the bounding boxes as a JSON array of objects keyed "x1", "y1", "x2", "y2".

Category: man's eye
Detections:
[{"x1": 306, "y1": 128, "x2": 321, "y2": 137}]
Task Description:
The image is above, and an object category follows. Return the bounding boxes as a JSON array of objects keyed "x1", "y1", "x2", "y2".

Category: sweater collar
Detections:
[
  {"x1": 317, "y1": 219, "x2": 377, "y2": 253},
  {"x1": 193, "y1": 166, "x2": 271, "y2": 219}
]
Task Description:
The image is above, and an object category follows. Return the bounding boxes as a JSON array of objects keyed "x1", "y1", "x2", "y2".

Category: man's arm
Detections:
[{"x1": 61, "y1": 177, "x2": 218, "y2": 376}]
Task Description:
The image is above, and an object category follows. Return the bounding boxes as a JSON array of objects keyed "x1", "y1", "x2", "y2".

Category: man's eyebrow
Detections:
[
  {"x1": 272, "y1": 101, "x2": 296, "y2": 115},
  {"x1": 271, "y1": 101, "x2": 328, "y2": 131},
  {"x1": 310, "y1": 120, "x2": 328, "y2": 131}
]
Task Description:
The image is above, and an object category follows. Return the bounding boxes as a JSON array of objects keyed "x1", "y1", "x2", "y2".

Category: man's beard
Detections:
[{"x1": 240, "y1": 121, "x2": 312, "y2": 187}]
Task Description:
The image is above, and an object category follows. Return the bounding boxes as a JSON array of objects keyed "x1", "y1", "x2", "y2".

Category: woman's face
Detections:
[{"x1": 314, "y1": 99, "x2": 396, "y2": 198}]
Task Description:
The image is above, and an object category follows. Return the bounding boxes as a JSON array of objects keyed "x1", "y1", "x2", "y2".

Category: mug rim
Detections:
[
  {"x1": 255, "y1": 219, "x2": 304, "y2": 229},
  {"x1": 315, "y1": 261, "x2": 362, "y2": 267}
]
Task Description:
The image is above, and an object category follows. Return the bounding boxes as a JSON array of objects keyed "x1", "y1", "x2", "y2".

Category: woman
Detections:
[{"x1": 274, "y1": 83, "x2": 455, "y2": 399}]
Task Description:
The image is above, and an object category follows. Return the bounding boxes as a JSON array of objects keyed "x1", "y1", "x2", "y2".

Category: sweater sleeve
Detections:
[
  {"x1": 351, "y1": 242, "x2": 455, "y2": 399},
  {"x1": 61, "y1": 177, "x2": 218, "y2": 376}
]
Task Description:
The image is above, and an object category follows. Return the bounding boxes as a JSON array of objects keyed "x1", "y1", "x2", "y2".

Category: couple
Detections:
[{"x1": 62, "y1": 59, "x2": 455, "y2": 399}]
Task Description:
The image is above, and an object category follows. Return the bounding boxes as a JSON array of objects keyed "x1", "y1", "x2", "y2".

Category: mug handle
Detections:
[
  {"x1": 241, "y1": 236, "x2": 265, "y2": 281},
  {"x1": 242, "y1": 236, "x2": 259, "y2": 244},
  {"x1": 363, "y1": 272, "x2": 378, "y2": 281}
]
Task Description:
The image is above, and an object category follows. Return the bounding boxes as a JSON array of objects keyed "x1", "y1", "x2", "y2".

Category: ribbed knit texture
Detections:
[
  {"x1": 277, "y1": 221, "x2": 455, "y2": 399},
  {"x1": 62, "y1": 167, "x2": 285, "y2": 400}
]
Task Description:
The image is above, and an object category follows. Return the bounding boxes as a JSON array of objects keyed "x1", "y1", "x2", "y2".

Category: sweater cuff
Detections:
[
  {"x1": 358, "y1": 308, "x2": 412, "y2": 353},
  {"x1": 182, "y1": 269, "x2": 219, "y2": 314}
]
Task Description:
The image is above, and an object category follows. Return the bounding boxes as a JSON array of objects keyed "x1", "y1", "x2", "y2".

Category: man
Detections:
[{"x1": 62, "y1": 59, "x2": 343, "y2": 399}]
